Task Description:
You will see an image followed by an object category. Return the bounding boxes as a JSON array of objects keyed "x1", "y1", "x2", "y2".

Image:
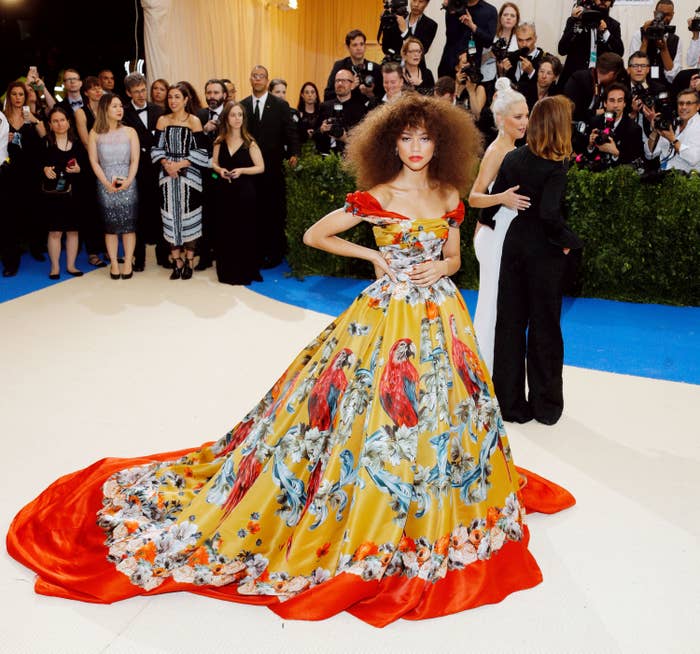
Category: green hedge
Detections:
[{"x1": 286, "y1": 151, "x2": 699, "y2": 306}]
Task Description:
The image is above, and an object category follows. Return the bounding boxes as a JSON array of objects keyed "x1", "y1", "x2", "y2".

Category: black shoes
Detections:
[
  {"x1": 66, "y1": 269, "x2": 84, "y2": 277},
  {"x1": 181, "y1": 259, "x2": 193, "y2": 280},
  {"x1": 194, "y1": 258, "x2": 211, "y2": 271},
  {"x1": 169, "y1": 260, "x2": 183, "y2": 280},
  {"x1": 133, "y1": 264, "x2": 145, "y2": 273},
  {"x1": 49, "y1": 273, "x2": 60, "y2": 280},
  {"x1": 121, "y1": 271, "x2": 133, "y2": 280},
  {"x1": 30, "y1": 250, "x2": 46, "y2": 262},
  {"x1": 3, "y1": 268, "x2": 18, "y2": 277}
]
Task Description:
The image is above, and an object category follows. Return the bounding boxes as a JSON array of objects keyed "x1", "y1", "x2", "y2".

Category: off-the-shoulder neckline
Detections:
[{"x1": 349, "y1": 190, "x2": 463, "y2": 221}]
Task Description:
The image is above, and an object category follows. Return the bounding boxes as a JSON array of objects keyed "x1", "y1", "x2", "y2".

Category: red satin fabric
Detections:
[{"x1": 6, "y1": 450, "x2": 573, "y2": 625}]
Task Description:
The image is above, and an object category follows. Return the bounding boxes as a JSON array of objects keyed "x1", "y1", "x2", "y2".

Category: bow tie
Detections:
[
  {"x1": 70, "y1": 100, "x2": 82, "y2": 107},
  {"x1": 135, "y1": 107, "x2": 147, "y2": 114}
]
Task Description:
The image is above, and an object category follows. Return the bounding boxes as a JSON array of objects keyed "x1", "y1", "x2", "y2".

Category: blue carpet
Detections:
[{"x1": 2, "y1": 257, "x2": 698, "y2": 385}]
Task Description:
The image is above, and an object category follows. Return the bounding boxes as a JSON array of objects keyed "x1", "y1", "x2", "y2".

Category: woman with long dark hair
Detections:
[
  {"x1": 296, "y1": 81, "x2": 320, "y2": 145},
  {"x1": 211, "y1": 101, "x2": 264, "y2": 285},
  {"x1": 485, "y1": 96, "x2": 582, "y2": 425}
]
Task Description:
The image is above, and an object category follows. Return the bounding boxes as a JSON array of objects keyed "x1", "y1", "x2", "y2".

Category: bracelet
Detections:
[{"x1": 672, "y1": 139, "x2": 679, "y2": 146}]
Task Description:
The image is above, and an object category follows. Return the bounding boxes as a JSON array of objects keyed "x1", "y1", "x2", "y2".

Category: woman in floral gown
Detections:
[{"x1": 7, "y1": 95, "x2": 574, "y2": 628}]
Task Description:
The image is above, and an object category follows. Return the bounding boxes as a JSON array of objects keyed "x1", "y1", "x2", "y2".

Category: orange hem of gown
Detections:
[{"x1": 6, "y1": 450, "x2": 574, "y2": 627}]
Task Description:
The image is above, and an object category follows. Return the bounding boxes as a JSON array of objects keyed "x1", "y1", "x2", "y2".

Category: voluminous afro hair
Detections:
[{"x1": 343, "y1": 94, "x2": 482, "y2": 195}]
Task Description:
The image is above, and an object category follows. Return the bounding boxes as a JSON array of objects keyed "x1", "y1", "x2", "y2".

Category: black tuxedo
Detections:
[
  {"x1": 241, "y1": 93, "x2": 300, "y2": 267},
  {"x1": 558, "y1": 14, "x2": 623, "y2": 85},
  {"x1": 122, "y1": 102, "x2": 166, "y2": 267},
  {"x1": 588, "y1": 113, "x2": 643, "y2": 165},
  {"x1": 404, "y1": 13, "x2": 438, "y2": 55}
]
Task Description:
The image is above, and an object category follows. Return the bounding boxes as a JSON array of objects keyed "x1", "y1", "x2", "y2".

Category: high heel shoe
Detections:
[
  {"x1": 121, "y1": 271, "x2": 133, "y2": 280},
  {"x1": 181, "y1": 258, "x2": 194, "y2": 280},
  {"x1": 169, "y1": 259, "x2": 183, "y2": 280},
  {"x1": 49, "y1": 272, "x2": 60, "y2": 280}
]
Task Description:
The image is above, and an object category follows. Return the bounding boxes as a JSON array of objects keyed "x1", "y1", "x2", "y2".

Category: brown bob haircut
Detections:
[
  {"x1": 344, "y1": 94, "x2": 482, "y2": 195},
  {"x1": 526, "y1": 95, "x2": 573, "y2": 162}
]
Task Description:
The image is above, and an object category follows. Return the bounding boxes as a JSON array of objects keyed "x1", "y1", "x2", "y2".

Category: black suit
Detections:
[
  {"x1": 241, "y1": 93, "x2": 300, "y2": 267},
  {"x1": 558, "y1": 14, "x2": 623, "y2": 85},
  {"x1": 588, "y1": 113, "x2": 643, "y2": 165},
  {"x1": 505, "y1": 48, "x2": 545, "y2": 100},
  {"x1": 403, "y1": 13, "x2": 438, "y2": 55},
  {"x1": 482, "y1": 146, "x2": 581, "y2": 424},
  {"x1": 563, "y1": 68, "x2": 600, "y2": 123},
  {"x1": 122, "y1": 102, "x2": 166, "y2": 267},
  {"x1": 314, "y1": 93, "x2": 372, "y2": 155}
]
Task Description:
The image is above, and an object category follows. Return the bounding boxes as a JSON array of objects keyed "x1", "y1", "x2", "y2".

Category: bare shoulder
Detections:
[
  {"x1": 189, "y1": 114, "x2": 203, "y2": 130},
  {"x1": 435, "y1": 183, "x2": 460, "y2": 210},
  {"x1": 366, "y1": 183, "x2": 392, "y2": 207},
  {"x1": 155, "y1": 114, "x2": 168, "y2": 129}
]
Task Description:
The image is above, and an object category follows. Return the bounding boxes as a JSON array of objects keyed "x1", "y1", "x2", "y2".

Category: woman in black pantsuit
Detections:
[{"x1": 482, "y1": 96, "x2": 582, "y2": 425}]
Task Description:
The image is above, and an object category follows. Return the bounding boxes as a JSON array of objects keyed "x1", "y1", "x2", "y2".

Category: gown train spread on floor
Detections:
[{"x1": 7, "y1": 192, "x2": 574, "y2": 627}]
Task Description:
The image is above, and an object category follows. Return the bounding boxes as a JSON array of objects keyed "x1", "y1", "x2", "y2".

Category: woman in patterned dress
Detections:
[
  {"x1": 152, "y1": 82, "x2": 208, "y2": 280},
  {"x1": 7, "y1": 95, "x2": 574, "y2": 627}
]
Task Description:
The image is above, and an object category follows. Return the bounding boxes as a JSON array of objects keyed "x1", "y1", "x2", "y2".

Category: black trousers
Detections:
[
  {"x1": 492, "y1": 219, "x2": 568, "y2": 424},
  {"x1": 134, "y1": 164, "x2": 169, "y2": 266},
  {"x1": 253, "y1": 167, "x2": 287, "y2": 268}
]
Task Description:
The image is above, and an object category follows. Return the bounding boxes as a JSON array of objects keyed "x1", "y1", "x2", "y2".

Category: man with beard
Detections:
[
  {"x1": 195, "y1": 79, "x2": 228, "y2": 270},
  {"x1": 629, "y1": 0, "x2": 682, "y2": 84},
  {"x1": 558, "y1": 0, "x2": 623, "y2": 86},
  {"x1": 324, "y1": 30, "x2": 383, "y2": 103}
]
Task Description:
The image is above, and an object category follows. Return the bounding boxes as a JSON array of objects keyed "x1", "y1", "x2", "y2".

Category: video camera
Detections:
[
  {"x1": 442, "y1": 0, "x2": 469, "y2": 18},
  {"x1": 459, "y1": 42, "x2": 483, "y2": 84},
  {"x1": 594, "y1": 111, "x2": 615, "y2": 146},
  {"x1": 690, "y1": 6, "x2": 700, "y2": 32},
  {"x1": 378, "y1": 0, "x2": 408, "y2": 63},
  {"x1": 643, "y1": 10, "x2": 676, "y2": 41}
]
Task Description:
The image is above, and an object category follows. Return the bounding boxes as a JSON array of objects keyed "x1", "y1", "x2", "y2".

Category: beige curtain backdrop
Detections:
[
  {"x1": 142, "y1": 0, "x2": 382, "y2": 103},
  {"x1": 142, "y1": 1, "x2": 700, "y2": 102}
]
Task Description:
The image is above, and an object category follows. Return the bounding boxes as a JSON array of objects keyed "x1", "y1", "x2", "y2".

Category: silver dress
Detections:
[{"x1": 96, "y1": 128, "x2": 137, "y2": 234}]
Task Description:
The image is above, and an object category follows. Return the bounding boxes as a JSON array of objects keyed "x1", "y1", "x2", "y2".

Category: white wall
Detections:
[{"x1": 424, "y1": 0, "x2": 700, "y2": 75}]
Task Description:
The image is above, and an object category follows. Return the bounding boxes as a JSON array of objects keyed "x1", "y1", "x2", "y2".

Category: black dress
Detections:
[
  {"x1": 213, "y1": 144, "x2": 262, "y2": 285},
  {"x1": 41, "y1": 139, "x2": 87, "y2": 232}
]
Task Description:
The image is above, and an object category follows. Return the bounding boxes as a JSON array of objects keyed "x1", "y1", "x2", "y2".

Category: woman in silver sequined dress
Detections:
[{"x1": 87, "y1": 93, "x2": 140, "y2": 279}]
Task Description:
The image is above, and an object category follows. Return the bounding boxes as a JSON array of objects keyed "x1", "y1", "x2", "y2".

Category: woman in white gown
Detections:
[{"x1": 468, "y1": 78, "x2": 531, "y2": 373}]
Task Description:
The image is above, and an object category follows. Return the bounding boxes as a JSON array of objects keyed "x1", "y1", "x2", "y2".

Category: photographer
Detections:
[
  {"x1": 558, "y1": 0, "x2": 623, "y2": 86},
  {"x1": 501, "y1": 22, "x2": 544, "y2": 99},
  {"x1": 454, "y1": 49, "x2": 486, "y2": 120},
  {"x1": 315, "y1": 69, "x2": 372, "y2": 155},
  {"x1": 324, "y1": 30, "x2": 383, "y2": 102},
  {"x1": 627, "y1": 51, "x2": 666, "y2": 134},
  {"x1": 481, "y1": 3, "x2": 520, "y2": 98},
  {"x1": 645, "y1": 88, "x2": 700, "y2": 171},
  {"x1": 583, "y1": 82, "x2": 643, "y2": 166},
  {"x1": 563, "y1": 51, "x2": 626, "y2": 123},
  {"x1": 437, "y1": 0, "x2": 497, "y2": 78},
  {"x1": 629, "y1": 0, "x2": 681, "y2": 84},
  {"x1": 396, "y1": 0, "x2": 438, "y2": 55}
]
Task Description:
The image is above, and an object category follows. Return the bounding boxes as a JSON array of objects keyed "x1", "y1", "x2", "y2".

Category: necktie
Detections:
[
  {"x1": 254, "y1": 100, "x2": 261, "y2": 122},
  {"x1": 209, "y1": 109, "x2": 216, "y2": 121},
  {"x1": 135, "y1": 107, "x2": 147, "y2": 114}
]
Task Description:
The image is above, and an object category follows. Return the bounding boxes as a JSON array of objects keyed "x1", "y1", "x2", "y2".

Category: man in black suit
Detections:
[
  {"x1": 56, "y1": 68, "x2": 84, "y2": 118},
  {"x1": 558, "y1": 0, "x2": 623, "y2": 86},
  {"x1": 501, "y1": 22, "x2": 545, "y2": 99},
  {"x1": 584, "y1": 82, "x2": 644, "y2": 166},
  {"x1": 122, "y1": 72, "x2": 166, "y2": 270},
  {"x1": 241, "y1": 65, "x2": 300, "y2": 269},
  {"x1": 627, "y1": 51, "x2": 666, "y2": 135},
  {"x1": 195, "y1": 79, "x2": 228, "y2": 270},
  {"x1": 396, "y1": 0, "x2": 438, "y2": 55},
  {"x1": 563, "y1": 52, "x2": 625, "y2": 123},
  {"x1": 324, "y1": 30, "x2": 384, "y2": 103}
]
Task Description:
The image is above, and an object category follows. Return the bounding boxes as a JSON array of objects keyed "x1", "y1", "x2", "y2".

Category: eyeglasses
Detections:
[
  {"x1": 406, "y1": 49, "x2": 423, "y2": 55},
  {"x1": 251, "y1": 73, "x2": 267, "y2": 80},
  {"x1": 629, "y1": 64, "x2": 649, "y2": 70},
  {"x1": 64, "y1": 77, "x2": 80, "y2": 82},
  {"x1": 677, "y1": 100, "x2": 698, "y2": 106},
  {"x1": 336, "y1": 78, "x2": 353, "y2": 83}
]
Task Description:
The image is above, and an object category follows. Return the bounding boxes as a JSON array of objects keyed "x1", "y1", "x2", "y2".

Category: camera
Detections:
[
  {"x1": 690, "y1": 6, "x2": 700, "y2": 32},
  {"x1": 443, "y1": 0, "x2": 469, "y2": 17},
  {"x1": 382, "y1": 0, "x2": 408, "y2": 17},
  {"x1": 353, "y1": 63, "x2": 375, "y2": 88},
  {"x1": 378, "y1": 0, "x2": 407, "y2": 61},
  {"x1": 653, "y1": 91, "x2": 677, "y2": 131},
  {"x1": 506, "y1": 47, "x2": 530, "y2": 68},
  {"x1": 491, "y1": 37, "x2": 510, "y2": 62},
  {"x1": 632, "y1": 83, "x2": 655, "y2": 109},
  {"x1": 643, "y1": 11, "x2": 676, "y2": 41},
  {"x1": 594, "y1": 112, "x2": 615, "y2": 145},
  {"x1": 328, "y1": 103, "x2": 345, "y2": 139},
  {"x1": 575, "y1": 0, "x2": 606, "y2": 27},
  {"x1": 459, "y1": 42, "x2": 483, "y2": 84}
]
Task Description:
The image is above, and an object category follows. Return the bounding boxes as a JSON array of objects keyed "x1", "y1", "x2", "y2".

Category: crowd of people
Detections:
[{"x1": 1, "y1": 0, "x2": 699, "y2": 282}]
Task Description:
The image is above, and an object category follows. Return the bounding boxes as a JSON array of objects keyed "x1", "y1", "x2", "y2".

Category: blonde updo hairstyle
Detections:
[{"x1": 490, "y1": 77, "x2": 527, "y2": 131}]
